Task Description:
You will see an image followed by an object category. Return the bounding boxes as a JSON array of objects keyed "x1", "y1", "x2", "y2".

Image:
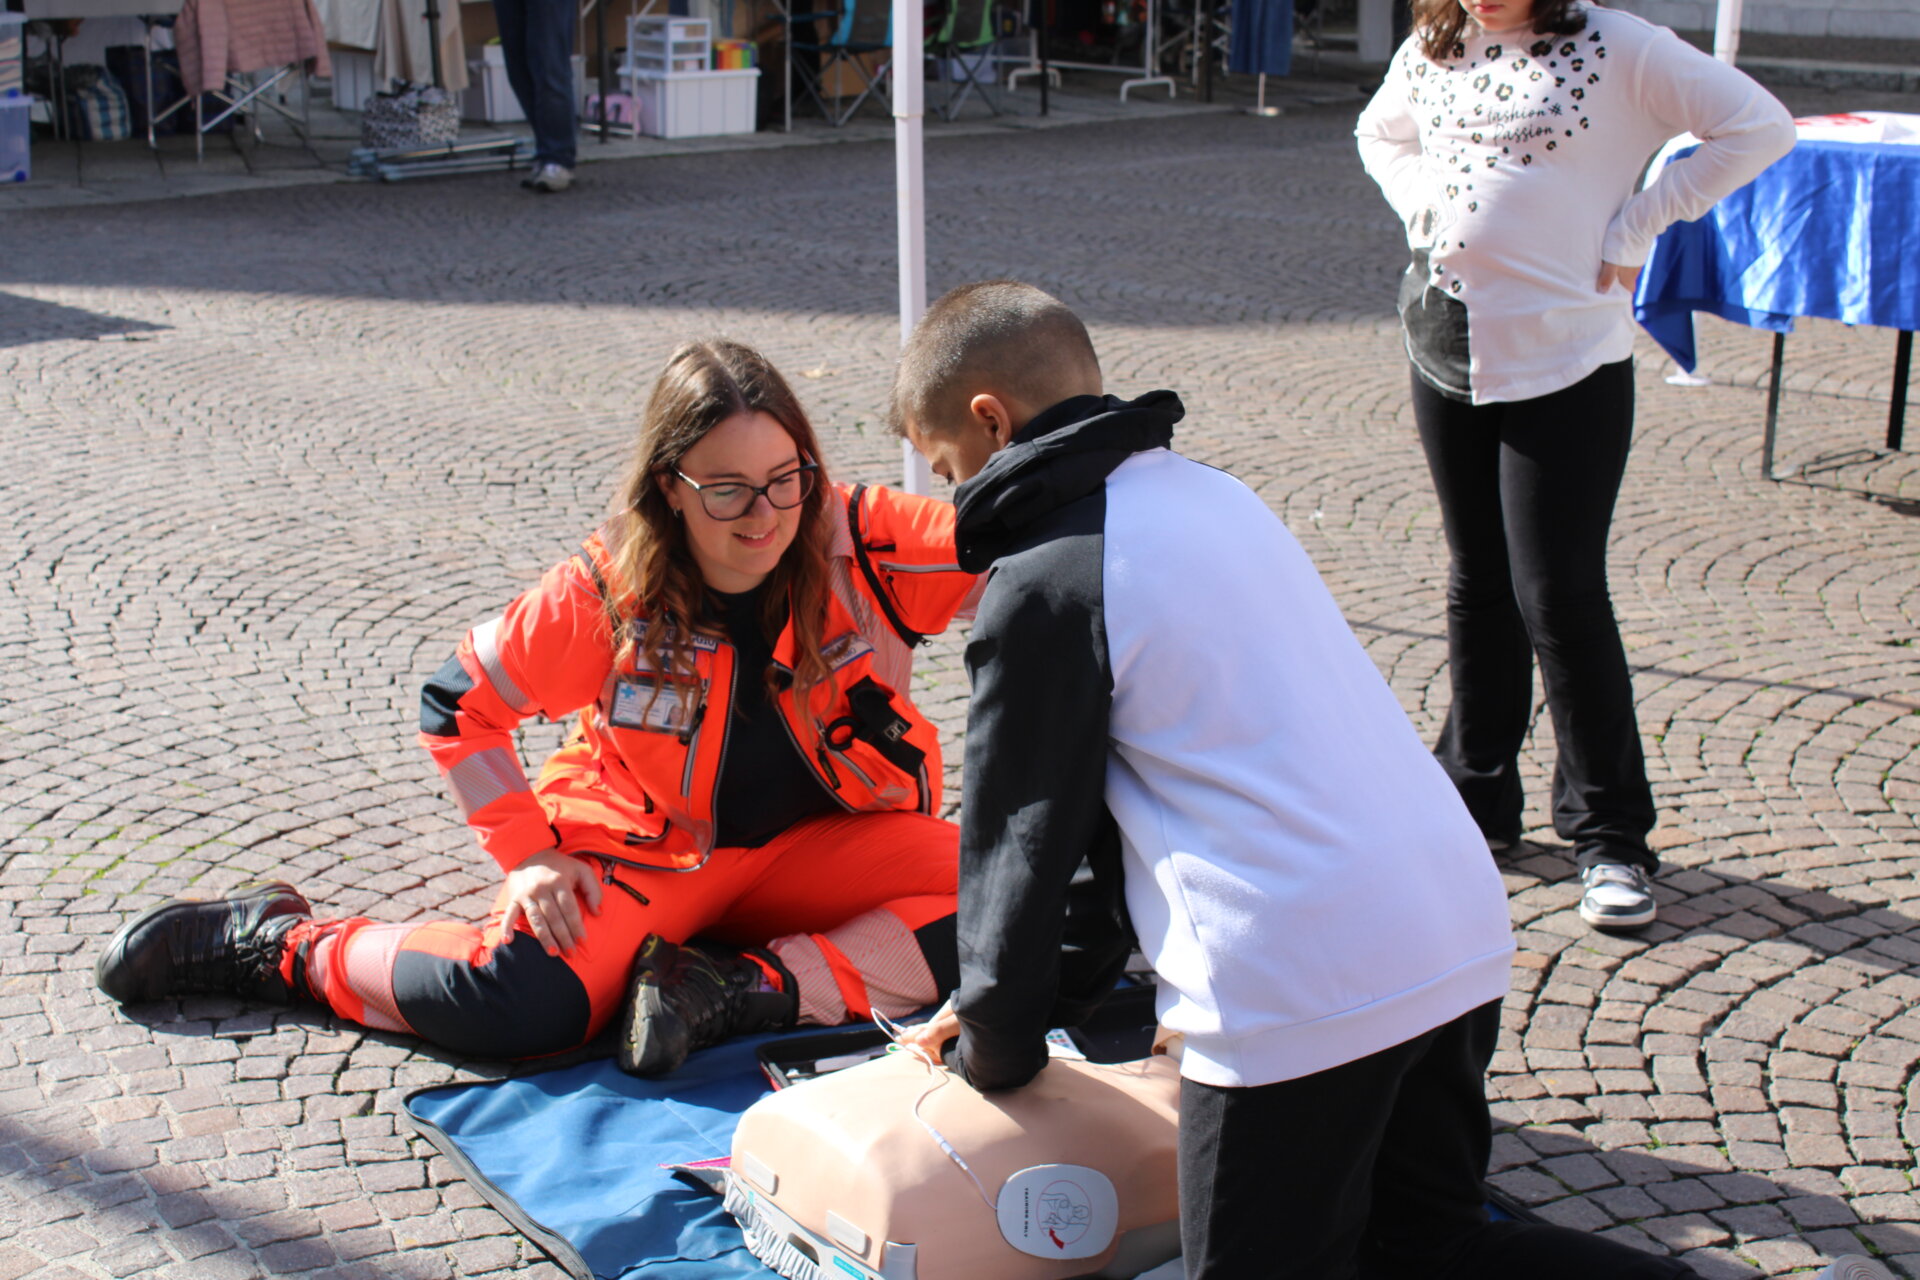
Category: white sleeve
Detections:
[
  {"x1": 1601, "y1": 28, "x2": 1796, "y2": 267},
  {"x1": 1356, "y1": 43, "x2": 1448, "y2": 249}
]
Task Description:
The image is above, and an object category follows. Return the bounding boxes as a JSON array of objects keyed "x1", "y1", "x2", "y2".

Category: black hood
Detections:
[{"x1": 952, "y1": 390, "x2": 1183, "y2": 573}]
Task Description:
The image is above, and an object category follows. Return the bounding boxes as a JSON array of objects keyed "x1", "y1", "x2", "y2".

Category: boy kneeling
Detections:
[{"x1": 891, "y1": 281, "x2": 1876, "y2": 1280}]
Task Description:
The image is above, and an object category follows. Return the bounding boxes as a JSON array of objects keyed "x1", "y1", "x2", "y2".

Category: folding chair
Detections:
[
  {"x1": 791, "y1": 0, "x2": 891, "y2": 126},
  {"x1": 930, "y1": 0, "x2": 1001, "y2": 119},
  {"x1": 1293, "y1": 0, "x2": 1323, "y2": 73}
]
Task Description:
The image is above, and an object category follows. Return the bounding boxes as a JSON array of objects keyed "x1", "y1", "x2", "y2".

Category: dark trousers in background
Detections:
[
  {"x1": 1410, "y1": 359, "x2": 1657, "y2": 872},
  {"x1": 1178, "y1": 1001, "x2": 1701, "y2": 1280},
  {"x1": 492, "y1": 0, "x2": 578, "y2": 167}
]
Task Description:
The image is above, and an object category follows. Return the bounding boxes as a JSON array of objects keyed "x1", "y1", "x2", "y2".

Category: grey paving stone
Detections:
[{"x1": 5, "y1": 79, "x2": 1920, "y2": 1279}]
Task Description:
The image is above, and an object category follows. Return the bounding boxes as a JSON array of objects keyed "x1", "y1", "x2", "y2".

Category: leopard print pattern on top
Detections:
[{"x1": 1400, "y1": 22, "x2": 1611, "y2": 296}]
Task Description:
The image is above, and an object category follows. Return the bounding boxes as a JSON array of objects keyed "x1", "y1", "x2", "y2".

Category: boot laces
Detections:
[
  {"x1": 163, "y1": 908, "x2": 244, "y2": 993},
  {"x1": 670, "y1": 948, "x2": 759, "y2": 1042},
  {"x1": 162, "y1": 904, "x2": 288, "y2": 994}
]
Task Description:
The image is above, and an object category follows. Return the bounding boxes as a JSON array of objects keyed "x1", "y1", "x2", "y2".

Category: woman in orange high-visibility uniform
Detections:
[{"x1": 95, "y1": 338, "x2": 979, "y2": 1075}]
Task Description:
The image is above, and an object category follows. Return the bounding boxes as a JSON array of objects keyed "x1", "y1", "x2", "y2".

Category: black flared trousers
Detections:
[{"x1": 1410, "y1": 359, "x2": 1656, "y2": 871}]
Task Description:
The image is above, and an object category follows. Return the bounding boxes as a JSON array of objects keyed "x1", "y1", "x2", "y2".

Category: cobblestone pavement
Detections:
[{"x1": 4, "y1": 80, "x2": 1920, "y2": 1280}]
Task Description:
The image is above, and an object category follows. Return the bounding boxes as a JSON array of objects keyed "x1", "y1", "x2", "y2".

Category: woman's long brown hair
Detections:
[
  {"x1": 1410, "y1": 0, "x2": 1591, "y2": 62},
  {"x1": 602, "y1": 338, "x2": 834, "y2": 735}
]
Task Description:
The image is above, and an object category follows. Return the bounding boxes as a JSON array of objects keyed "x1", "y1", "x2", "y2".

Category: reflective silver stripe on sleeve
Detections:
[
  {"x1": 472, "y1": 618, "x2": 537, "y2": 715},
  {"x1": 447, "y1": 747, "x2": 532, "y2": 819}
]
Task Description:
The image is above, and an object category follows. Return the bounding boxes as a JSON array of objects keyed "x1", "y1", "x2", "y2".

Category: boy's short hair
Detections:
[{"x1": 889, "y1": 280, "x2": 1102, "y2": 437}]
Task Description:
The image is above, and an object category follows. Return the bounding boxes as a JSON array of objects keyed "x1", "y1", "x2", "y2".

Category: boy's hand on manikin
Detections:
[{"x1": 894, "y1": 999, "x2": 962, "y2": 1064}]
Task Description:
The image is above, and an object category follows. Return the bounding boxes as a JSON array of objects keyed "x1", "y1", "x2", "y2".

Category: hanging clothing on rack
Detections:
[{"x1": 174, "y1": 0, "x2": 330, "y2": 95}]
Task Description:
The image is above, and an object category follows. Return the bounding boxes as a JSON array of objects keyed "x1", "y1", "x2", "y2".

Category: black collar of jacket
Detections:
[{"x1": 952, "y1": 390, "x2": 1183, "y2": 573}]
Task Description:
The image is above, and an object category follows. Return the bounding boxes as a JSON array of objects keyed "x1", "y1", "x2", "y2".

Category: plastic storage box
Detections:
[
  {"x1": 624, "y1": 67, "x2": 758, "y2": 138},
  {"x1": 624, "y1": 16, "x2": 711, "y2": 75},
  {"x1": 460, "y1": 54, "x2": 584, "y2": 123},
  {"x1": 328, "y1": 47, "x2": 377, "y2": 112},
  {"x1": 2, "y1": 99, "x2": 28, "y2": 183}
]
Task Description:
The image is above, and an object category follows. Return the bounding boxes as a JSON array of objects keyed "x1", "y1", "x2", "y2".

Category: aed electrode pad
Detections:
[{"x1": 995, "y1": 1165, "x2": 1119, "y2": 1261}]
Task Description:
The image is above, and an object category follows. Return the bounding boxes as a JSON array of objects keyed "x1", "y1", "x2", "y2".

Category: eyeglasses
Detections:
[{"x1": 672, "y1": 462, "x2": 818, "y2": 521}]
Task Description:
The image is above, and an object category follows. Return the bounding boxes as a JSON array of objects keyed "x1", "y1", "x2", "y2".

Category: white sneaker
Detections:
[
  {"x1": 1578, "y1": 862, "x2": 1657, "y2": 931},
  {"x1": 1812, "y1": 1258, "x2": 1897, "y2": 1280},
  {"x1": 522, "y1": 162, "x2": 574, "y2": 193}
]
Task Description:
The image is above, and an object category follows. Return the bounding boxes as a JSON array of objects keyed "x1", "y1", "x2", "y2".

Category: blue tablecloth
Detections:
[{"x1": 1634, "y1": 138, "x2": 1920, "y2": 371}]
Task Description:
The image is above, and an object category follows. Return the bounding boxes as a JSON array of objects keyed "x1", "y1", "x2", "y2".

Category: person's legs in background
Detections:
[
  {"x1": 518, "y1": 0, "x2": 578, "y2": 182},
  {"x1": 1412, "y1": 372, "x2": 1534, "y2": 850},
  {"x1": 1493, "y1": 359, "x2": 1657, "y2": 928},
  {"x1": 490, "y1": 0, "x2": 536, "y2": 133}
]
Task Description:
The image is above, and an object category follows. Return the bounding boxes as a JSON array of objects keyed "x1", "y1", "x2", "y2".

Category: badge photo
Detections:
[{"x1": 609, "y1": 676, "x2": 698, "y2": 733}]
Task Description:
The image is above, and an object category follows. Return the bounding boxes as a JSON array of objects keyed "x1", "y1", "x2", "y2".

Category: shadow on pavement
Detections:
[{"x1": 0, "y1": 291, "x2": 170, "y2": 349}]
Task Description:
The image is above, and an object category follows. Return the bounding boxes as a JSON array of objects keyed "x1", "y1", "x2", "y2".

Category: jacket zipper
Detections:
[
  {"x1": 826, "y1": 741, "x2": 877, "y2": 793},
  {"x1": 590, "y1": 855, "x2": 652, "y2": 906},
  {"x1": 701, "y1": 647, "x2": 739, "y2": 825},
  {"x1": 679, "y1": 701, "x2": 707, "y2": 797},
  {"x1": 767, "y1": 656, "x2": 855, "y2": 811}
]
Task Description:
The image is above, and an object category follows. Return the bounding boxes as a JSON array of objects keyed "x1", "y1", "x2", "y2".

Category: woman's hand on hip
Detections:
[
  {"x1": 1597, "y1": 261, "x2": 1642, "y2": 295},
  {"x1": 502, "y1": 849, "x2": 604, "y2": 957}
]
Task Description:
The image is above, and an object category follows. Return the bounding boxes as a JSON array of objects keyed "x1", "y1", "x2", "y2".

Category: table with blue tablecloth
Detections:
[{"x1": 1633, "y1": 112, "x2": 1920, "y2": 479}]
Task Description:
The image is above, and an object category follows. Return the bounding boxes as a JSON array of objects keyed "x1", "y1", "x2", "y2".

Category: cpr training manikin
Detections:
[{"x1": 712, "y1": 1025, "x2": 1184, "y2": 1280}]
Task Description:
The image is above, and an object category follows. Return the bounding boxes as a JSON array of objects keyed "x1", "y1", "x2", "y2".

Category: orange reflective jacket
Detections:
[{"x1": 420, "y1": 484, "x2": 979, "y2": 873}]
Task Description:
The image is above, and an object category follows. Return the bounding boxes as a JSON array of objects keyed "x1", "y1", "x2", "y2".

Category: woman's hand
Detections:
[
  {"x1": 893, "y1": 999, "x2": 962, "y2": 1064},
  {"x1": 1597, "y1": 261, "x2": 1643, "y2": 295},
  {"x1": 502, "y1": 850, "x2": 604, "y2": 957}
]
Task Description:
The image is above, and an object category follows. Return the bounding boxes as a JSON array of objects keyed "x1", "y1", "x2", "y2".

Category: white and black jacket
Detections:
[{"x1": 946, "y1": 393, "x2": 1516, "y2": 1092}]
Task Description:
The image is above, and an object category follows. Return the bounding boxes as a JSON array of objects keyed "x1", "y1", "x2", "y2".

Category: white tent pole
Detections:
[
  {"x1": 1713, "y1": 0, "x2": 1743, "y2": 64},
  {"x1": 894, "y1": 0, "x2": 933, "y2": 493}
]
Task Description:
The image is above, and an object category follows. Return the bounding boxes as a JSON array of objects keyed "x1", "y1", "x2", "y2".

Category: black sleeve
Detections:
[{"x1": 945, "y1": 526, "x2": 1132, "y2": 1093}]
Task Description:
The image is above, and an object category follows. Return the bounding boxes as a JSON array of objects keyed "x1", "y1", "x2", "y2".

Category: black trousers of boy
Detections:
[
  {"x1": 1410, "y1": 359, "x2": 1657, "y2": 872},
  {"x1": 1179, "y1": 1000, "x2": 1699, "y2": 1279}
]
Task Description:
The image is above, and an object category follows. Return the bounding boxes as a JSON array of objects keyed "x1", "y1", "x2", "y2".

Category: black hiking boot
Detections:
[
  {"x1": 95, "y1": 881, "x2": 311, "y2": 1005},
  {"x1": 619, "y1": 935, "x2": 798, "y2": 1077}
]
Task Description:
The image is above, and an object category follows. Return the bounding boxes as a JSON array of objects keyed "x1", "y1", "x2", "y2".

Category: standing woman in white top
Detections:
[{"x1": 1357, "y1": 0, "x2": 1793, "y2": 931}]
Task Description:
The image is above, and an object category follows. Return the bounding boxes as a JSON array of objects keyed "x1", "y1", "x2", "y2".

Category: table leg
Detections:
[
  {"x1": 144, "y1": 22, "x2": 156, "y2": 149},
  {"x1": 1890, "y1": 330, "x2": 1912, "y2": 453},
  {"x1": 53, "y1": 32, "x2": 66, "y2": 142},
  {"x1": 1761, "y1": 330, "x2": 1785, "y2": 482}
]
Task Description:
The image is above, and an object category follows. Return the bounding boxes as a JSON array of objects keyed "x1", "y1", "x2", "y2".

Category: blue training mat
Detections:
[{"x1": 405, "y1": 1034, "x2": 797, "y2": 1280}]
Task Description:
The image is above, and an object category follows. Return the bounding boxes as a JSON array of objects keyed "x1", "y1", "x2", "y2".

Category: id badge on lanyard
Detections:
[{"x1": 610, "y1": 676, "x2": 697, "y2": 733}]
